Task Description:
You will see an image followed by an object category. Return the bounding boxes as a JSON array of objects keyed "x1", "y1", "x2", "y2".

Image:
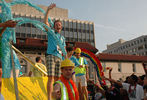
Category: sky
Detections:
[{"x1": 27, "y1": 0, "x2": 147, "y2": 52}]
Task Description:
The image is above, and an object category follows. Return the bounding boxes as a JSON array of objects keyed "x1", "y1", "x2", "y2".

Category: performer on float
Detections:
[
  {"x1": 0, "y1": 0, "x2": 66, "y2": 79},
  {"x1": 52, "y1": 59, "x2": 79, "y2": 100},
  {"x1": 0, "y1": 0, "x2": 21, "y2": 78},
  {"x1": 74, "y1": 48, "x2": 89, "y2": 100},
  {"x1": 0, "y1": 20, "x2": 17, "y2": 100},
  {"x1": 44, "y1": 3, "x2": 67, "y2": 100}
]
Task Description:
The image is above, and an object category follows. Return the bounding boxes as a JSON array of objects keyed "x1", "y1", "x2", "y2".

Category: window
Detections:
[
  {"x1": 78, "y1": 32, "x2": 82, "y2": 39},
  {"x1": 90, "y1": 34, "x2": 94, "y2": 40},
  {"x1": 132, "y1": 63, "x2": 136, "y2": 72},
  {"x1": 91, "y1": 42, "x2": 95, "y2": 46},
  {"x1": 27, "y1": 34, "x2": 31, "y2": 38},
  {"x1": 65, "y1": 21, "x2": 69, "y2": 28},
  {"x1": 26, "y1": 27, "x2": 31, "y2": 33},
  {"x1": 77, "y1": 23, "x2": 81, "y2": 30},
  {"x1": 144, "y1": 38, "x2": 146, "y2": 42},
  {"x1": 16, "y1": 32, "x2": 20, "y2": 37},
  {"x1": 36, "y1": 29, "x2": 42, "y2": 34},
  {"x1": 37, "y1": 35, "x2": 41, "y2": 38},
  {"x1": 69, "y1": 22, "x2": 73, "y2": 28},
  {"x1": 83, "y1": 24, "x2": 86, "y2": 31},
  {"x1": 83, "y1": 39, "x2": 86, "y2": 42},
  {"x1": 138, "y1": 45, "x2": 144, "y2": 50},
  {"x1": 80, "y1": 23, "x2": 84, "y2": 30},
  {"x1": 31, "y1": 28, "x2": 36, "y2": 34},
  {"x1": 19, "y1": 27, "x2": 26, "y2": 33},
  {"x1": 26, "y1": 23, "x2": 31, "y2": 27},
  {"x1": 69, "y1": 31, "x2": 73, "y2": 38},
  {"x1": 86, "y1": 24, "x2": 89, "y2": 30},
  {"x1": 15, "y1": 26, "x2": 20, "y2": 32},
  {"x1": 74, "y1": 32, "x2": 77, "y2": 39},
  {"x1": 118, "y1": 63, "x2": 121, "y2": 72},
  {"x1": 140, "y1": 39, "x2": 143, "y2": 43},
  {"x1": 145, "y1": 44, "x2": 147, "y2": 49},
  {"x1": 90, "y1": 24, "x2": 94, "y2": 30},
  {"x1": 86, "y1": 33, "x2": 90, "y2": 40},
  {"x1": 32, "y1": 34, "x2": 36, "y2": 38},
  {"x1": 42, "y1": 35, "x2": 46, "y2": 40},
  {"x1": 21, "y1": 33, "x2": 26, "y2": 38},
  {"x1": 131, "y1": 43, "x2": 133, "y2": 46},
  {"x1": 65, "y1": 31, "x2": 69, "y2": 38},
  {"x1": 82, "y1": 32, "x2": 86, "y2": 39},
  {"x1": 73, "y1": 22, "x2": 76, "y2": 28},
  {"x1": 134, "y1": 41, "x2": 136, "y2": 45}
]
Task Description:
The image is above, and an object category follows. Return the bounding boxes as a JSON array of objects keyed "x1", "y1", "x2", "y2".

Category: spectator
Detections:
[
  {"x1": 29, "y1": 57, "x2": 47, "y2": 77},
  {"x1": 138, "y1": 75, "x2": 145, "y2": 86},
  {"x1": 103, "y1": 74, "x2": 144, "y2": 100}
]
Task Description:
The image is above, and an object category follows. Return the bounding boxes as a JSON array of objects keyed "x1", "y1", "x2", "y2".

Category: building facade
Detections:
[
  {"x1": 1, "y1": 2, "x2": 97, "y2": 79},
  {"x1": 9, "y1": 3, "x2": 96, "y2": 47},
  {"x1": 97, "y1": 53, "x2": 147, "y2": 82},
  {"x1": 103, "y1": 35, "x2": 147, "y2": 56}
]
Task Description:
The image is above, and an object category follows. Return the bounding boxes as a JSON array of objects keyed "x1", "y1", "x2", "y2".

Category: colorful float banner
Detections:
[{"x1": 2, "y1": 77, "x2": 48, "y2": 100}]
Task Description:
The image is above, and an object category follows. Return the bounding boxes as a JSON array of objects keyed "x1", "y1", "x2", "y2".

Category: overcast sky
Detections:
[{"x1": 27, "y1": 0, "x2": 147, "y2": 52}]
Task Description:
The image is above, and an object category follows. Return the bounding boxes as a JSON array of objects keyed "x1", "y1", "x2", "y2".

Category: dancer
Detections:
[{"x1": 44, "y1": 3, "x2": 67, "y2": 100}]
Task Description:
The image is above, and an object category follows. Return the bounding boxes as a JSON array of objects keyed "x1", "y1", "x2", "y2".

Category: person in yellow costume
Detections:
[
  {"x1": 74, "y1": 48, "x2": 89, "y2": 100},
  {"x1": 29, "y1": 57, "x2": 47, "y2": 77}
]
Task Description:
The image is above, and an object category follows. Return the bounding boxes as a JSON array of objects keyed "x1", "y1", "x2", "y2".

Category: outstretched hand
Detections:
[
  {"x1": 48, "y1": 3, "x2": 56, "y2": 10},
  {"x1": 4, "y1": 20, "x2": 17, "y2": 28},
  {"x1": 101, "y1": 76, "x2": 107, "y2": 80}
]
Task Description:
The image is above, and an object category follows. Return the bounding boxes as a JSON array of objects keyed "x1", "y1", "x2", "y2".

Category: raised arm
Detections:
[
  {"x1": 0, "y1": 20, "x2": 17, "y2": 28},
  {"x1": 85, "y1": 65, "x2": 89, "y2": 80},
  {"x1": 44, "y1": 3, "x2": 56, "y2": 28},
  {"x1": 108, "y1": 67, "x2": 113, "y2": 85},
  {"x1": 102, "y1": 76, "x2": 123, "y2": 87},
  {"x1": 0, "y1": 20, "x2": 17, "y2": 36}
]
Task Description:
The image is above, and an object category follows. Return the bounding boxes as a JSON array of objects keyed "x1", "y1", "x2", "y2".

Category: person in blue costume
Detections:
[
  {"x1": 74, "y1": 48, "x2": 89, "y2": 100},
  {"x1": 65, "y1": 47, "x2": 80, "y2": 67},
  {"x1": 65, "y1": 46, "x2": 82, "y2": 82},
  {"x1": 0, "y1": 20, "x2": 17, "y2": 100},
  {"x1": 0, "y1": 0, "x2": 66, "y2": 79},
  {"x1": 0, "y1": 0, "x2": 21, "y2": 78},
  {"x1": 44, "y1": 3, "x2": 67, "y2": 100}
]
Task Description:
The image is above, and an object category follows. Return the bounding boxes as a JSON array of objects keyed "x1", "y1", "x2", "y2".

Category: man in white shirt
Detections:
[
  {"x1": 103, "y1": 74, "x2": 144, "y2": 100},
  {"x1": 122, "y1": 75, "x2": 144, "y2": 100}
]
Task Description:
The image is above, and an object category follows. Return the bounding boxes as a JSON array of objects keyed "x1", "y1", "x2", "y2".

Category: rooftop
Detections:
[{"x1": 97, "y1": 53, "x2": 147, "y2": 62}]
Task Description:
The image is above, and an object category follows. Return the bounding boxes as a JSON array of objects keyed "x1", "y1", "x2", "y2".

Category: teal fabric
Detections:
[
  {"x1": 47, "y1": 32, "x2": 66, "y2": 59},
  {"x1": 0, "y1": 37, "x2": 2, "y2": 59}
]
